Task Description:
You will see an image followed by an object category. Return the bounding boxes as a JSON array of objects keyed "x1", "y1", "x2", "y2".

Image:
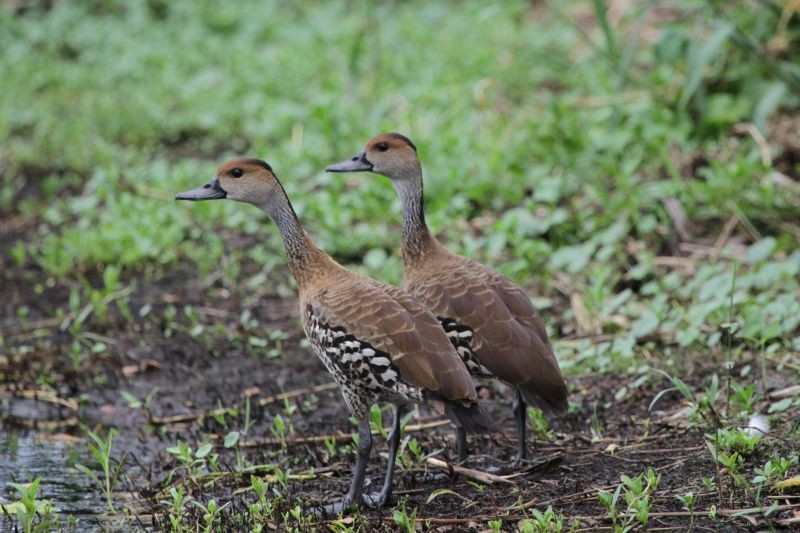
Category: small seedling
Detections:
[
  {"x1": 528, "y1": 407, "x2": 555, "y2": 441},
  {"x1": 271, "y1": 414, "x2": 290, "y2": 449},
  {"x1": 2, "y1": 477, "x2": 54, "y2": 533},
  {"x1": 392, "y1": 500, "x2": 418, "y2": 533},
  {"x1": 369, "y1": 404, "x2": 387, "y2": 438},
  {"x1": 677, "y1": 492, "x2": 697, "y2": 529},
  {"x1": 323, "y1": 435, "x2": 337, "y2": 459},
  {"x1": 191, "y1": 498, "x2": 229, "y2": 533},
  {"x1": 159, "y1": 485, "x2": 189, "y2": 531},
  {"x1": 598, "y1": 468, "x2": 660, "y2": 532},
  {"x1": 520, "y1": 505, "x2": 566, "y2": 533},
  {"x1": 75, "y1": 429, "x2": 125, "y2": 515}
]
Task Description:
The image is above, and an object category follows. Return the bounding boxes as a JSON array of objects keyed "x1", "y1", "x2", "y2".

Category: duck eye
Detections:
[
  {"x1": 231, "y1": 168, "x2": 243, "y2": 178},
  {"x1": 377, "y1": 142, "x2": 389, "y2": 152}
]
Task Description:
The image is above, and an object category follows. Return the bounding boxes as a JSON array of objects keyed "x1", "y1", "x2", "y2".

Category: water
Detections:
[{"x1": 0, "y1": 428, "x2": 107, "y2": 531}]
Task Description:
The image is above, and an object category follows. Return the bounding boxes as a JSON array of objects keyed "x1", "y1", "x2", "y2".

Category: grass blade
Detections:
[
  {"x1": 680, "y1": 22, "x2": 734, "y2": 109},
  {"x1": 753, "y1": 81, "x2": 787, "y2": 133},
  {"x1": 590, "y1": 0, "x2": 617, "y2": 58}
]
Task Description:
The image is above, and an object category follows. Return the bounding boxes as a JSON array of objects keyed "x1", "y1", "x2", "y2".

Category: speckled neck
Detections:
[
  {"x1": 259, "y1": 182, "x2": 337, "y2": 291},
  {"x1": 391, "y1": 166, "x2": 436, "y2": 265}
]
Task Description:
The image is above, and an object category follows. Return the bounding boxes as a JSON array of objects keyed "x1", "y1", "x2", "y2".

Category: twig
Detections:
[
  {"x1": 148, "y1": 383, "x2": 340, "y2": 425},
  {"x1": 0, "y1": 387, "x2": 79, "y2": 411},
  {"x1": 258, "y1": 383, "x2": 338, "y2": 407},
  {"x1": 661, "y1": 197, "x2": 692, "y2": 241},
  {"x1": 733, "y1": 122, "x2": 772, "y2": 166},
  {"x1": 0, "y1": 318, "x2": 60, "y2": 336},
  {"x1": 711, "y1": 215, "x2": 739, "y2": 261},
  {"x1": 769, "y1": 384, "x2": 800, "y2": 399},
  {"x1": 424, "y1": 457, "x2": 516, "y2": 485},
  {"x1": 149, "y1": 407, "x2": 230, "y2": 425},
  {"x1": 652, "y1": 256, "x2": 696, "y2": 270},
  {"x1": 679, "y1": 241, "x2": 746, "y2": 260}
]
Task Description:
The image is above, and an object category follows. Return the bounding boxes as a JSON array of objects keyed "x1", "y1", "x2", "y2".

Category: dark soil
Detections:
[{"x1": 2, "y1": 224, "x2": 799, "y2": 532}]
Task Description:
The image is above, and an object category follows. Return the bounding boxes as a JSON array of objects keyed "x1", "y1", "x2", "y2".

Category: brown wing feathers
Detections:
[
  {"x1": 306, "y1": 276, "x2": 477, "y2": 406},
  {"x1": 406, "y1": 257, "x2": 568, "y2": 415}
]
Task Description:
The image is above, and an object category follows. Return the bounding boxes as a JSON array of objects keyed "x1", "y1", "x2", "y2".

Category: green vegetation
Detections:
[
  {"x1": 2, "y1": 0, "x2": 799, "y2": 530},
  {"x1": 0, "y1": 478, "x2": 54, "y2": 533}
]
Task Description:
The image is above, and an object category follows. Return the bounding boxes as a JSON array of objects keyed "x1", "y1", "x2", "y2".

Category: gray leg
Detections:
[
  {"x1": 323, "y1": 420, "x2": 372, "y2": 514},
  {"x1": 457, "y1": 426, "x2": 468, "y2": 464},
  {"x1": 365, "y1": 405, "x2": 402, "y2": 508},
  {"x1": 512, "y1": 389, "x2": 527, "y2": 466}
]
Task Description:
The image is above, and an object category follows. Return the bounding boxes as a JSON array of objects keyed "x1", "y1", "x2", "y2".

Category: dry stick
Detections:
[
  {"x1": 149, "y1": 383, "x2": 339, "y2": 425},
  {"x1": 257, "y1": 382, "x2": 338, "y2": 407},
  {"x1": 424, "y1": 458, "x2": 516, "y2": 485},
  {"x1": 770, "y1": 384, "x2": 800, "y2": 399},
  {"x1": 6, "y1": 417, "x2": 79, "y2": 429},
  {"x1": 733, "y1": 123, "x2": 772, "y2": 166},
  {"x1": 149, "y1": 407, "x2": 229, "y2": 425},
  {"x1": 0, "y1": 387, "x2": 80, "y2": 411},
  {"x1": 0, "y1": 317, "x2": 60, "y2": 336},
  {"x1": 680, "y1": 241, "x2": 747, "y2": 261},
  {"x1": 711, "y1": 215, "x2": 739, "y2": 262},
  {"x1": 661, "y1": 197, "x2": 692, "y2": 241},
  {"x1": 766, "y1": 354, "x2": 800, "y2": 372}
]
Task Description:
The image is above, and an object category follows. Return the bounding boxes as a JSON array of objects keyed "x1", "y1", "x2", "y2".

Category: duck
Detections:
[
  {"x1": 176, "y1": 158, "x2": 492, "y2": 512},
  {"x1": 327, "y1": 134, "x2": 568, "y2": 466}
]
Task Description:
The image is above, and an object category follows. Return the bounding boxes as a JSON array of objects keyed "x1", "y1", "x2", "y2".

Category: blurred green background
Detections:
[{"x1": 3, "y1": 0, "x2": 799, "y2": 372}]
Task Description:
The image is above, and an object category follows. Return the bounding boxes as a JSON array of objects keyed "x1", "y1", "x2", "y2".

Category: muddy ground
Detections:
[{"x1": 2, "y1": 217, "x2": 800, "y2": 532}]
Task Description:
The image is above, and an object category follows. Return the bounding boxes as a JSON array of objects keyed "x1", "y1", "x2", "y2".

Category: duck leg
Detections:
[
  {"x1": 456, "y1": 426, "x2": 468, "y2": 463},
  {"x1": 323, "y1": 419, "x2": 372, "y2": 515},
  {"x1": 365, "y1": 405, "x2": 402, "y2": 508},
  {"x1": 512, "y1": 389, "x2": 527, "y2": 466}
]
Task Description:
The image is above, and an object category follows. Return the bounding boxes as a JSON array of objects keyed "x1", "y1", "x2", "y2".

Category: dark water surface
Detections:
[{"x1": 0, "y1": 428, "x2": 107, "y2": 531}]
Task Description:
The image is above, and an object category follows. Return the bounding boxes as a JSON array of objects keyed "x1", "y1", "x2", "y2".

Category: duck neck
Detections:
[
  {"x1": 392, "y1": 168, "x2": 435, "y2": 264},
  {"x1": 259, "y1": 184, "x2": 335, "y2": 291}
]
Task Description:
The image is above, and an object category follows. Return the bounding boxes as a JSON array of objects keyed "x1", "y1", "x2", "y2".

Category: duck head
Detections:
[
  {"x1": 176, "y1": 158, "x2": 283, "y2": 207},
  {"x1": 326, "y1": 133, "x2": 421, "y2": 181}
]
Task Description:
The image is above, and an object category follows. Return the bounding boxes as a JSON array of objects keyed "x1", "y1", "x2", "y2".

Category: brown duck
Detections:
[
  {"x1": 327, "y1": 134, "x2": 568, "y2": 465},
  {"x1": 176, "y1": 158, "x2": 490, "y2": 512}
]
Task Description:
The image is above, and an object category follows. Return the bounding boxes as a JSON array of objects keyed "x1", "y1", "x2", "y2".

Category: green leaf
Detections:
[
  {"x1": 120, "y1": 390, "x2": 141, "y2": 409},
  {"x1": 746, "y1": 237, "x2": 776, "y2": 264},
  {"x1": 550, "y1": 243, "x2": 596, "y2": 274},
  {"x1": 768, "y1": 398, "x2": 793, "y2": 414},
  {"x1": 676, "y1": 326, "x2": 700, "y2": 347},
  {"x1": 426, "y1": 488, "x2": 464, "y2": 504},
  {"x1": 75, "y1": 463, "x2": 100, "y2": 484},
  {"x1": 680, "y1": 22, "x2": 734, "y2": 108},
  {"x1": 631, "y1": 309, "x2": 659, "y2": 338},
  {"x1": 223, "y1": 431, "x2": 240, "y2": 448},
  {"x1": 753, "y1": 82, "x2": 787, "y2": 133},
  {"x1": 195, "y1": 442, "x2": 213, "y2": 458},
  {"x1": 590, "y1": 0, "x2": 617, "y2": 57}
]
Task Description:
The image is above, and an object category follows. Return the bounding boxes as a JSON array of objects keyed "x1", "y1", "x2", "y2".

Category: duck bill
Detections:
[
  {"x1": 325, "y1": 151, "x2": 373, "y2": 173},
  {"x1": 175, "y1": 177, "x2": 227, "y2": 201}
]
